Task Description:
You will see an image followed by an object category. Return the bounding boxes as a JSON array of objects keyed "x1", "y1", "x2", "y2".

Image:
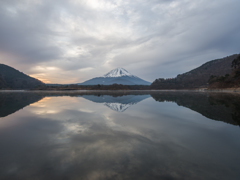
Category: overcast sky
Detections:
[{"x1": 0, "y1": 0, "x2": 239, "y2": 83}]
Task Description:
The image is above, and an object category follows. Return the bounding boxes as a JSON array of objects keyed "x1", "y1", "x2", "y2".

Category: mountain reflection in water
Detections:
[
  {"x1": 0, "y1": 91, "x2": 240, "y2": 180},
  {"x1": 81, "y1": 94, "x2": 150, "y2": 112},
  {"x1": 0, "y1": 91, "x2": 239, "y2": 126}
]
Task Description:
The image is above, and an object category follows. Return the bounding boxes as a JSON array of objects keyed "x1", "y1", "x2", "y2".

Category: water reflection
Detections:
[
  {"x1": 82, "y1": 94, "x2": 150, "y2": 112},
  {"x1": 0, "y1": 91, "x2": 239, "y2": 126},
  {"x1": 150, "y1": 92, "x2": 240, "y2": 126},
  {"x1": 0, "y1": 91, "x2": 239, "y2": 179},
  {"x1": 0, "y1": 92, "x2": 44, "y2": 117}
]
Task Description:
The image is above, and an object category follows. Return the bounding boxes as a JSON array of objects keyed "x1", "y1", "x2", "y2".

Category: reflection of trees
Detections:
[
  {"x1": 0, "y1": 91, "x2": 151, "y2": 118},
  {"x1": 1, "y1": 91, "x2": 240, "y2": 126},
  {"x1": 150, "y1": 92, "x2": 240, "y2": 126},
  {"x1": 29, "y1": 91, "x2": 150, "y2": 97},
  {"x1": 0, "y1": 93, "x2": 44, "y2": 118},
  {"x1": 208, "y1": 94, "x2": 240, "y2": 124}
]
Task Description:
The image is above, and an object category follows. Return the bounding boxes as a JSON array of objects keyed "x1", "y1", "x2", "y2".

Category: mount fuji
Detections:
[
  {"x1": 81, "y1": 94, "x2": 151, "y2": 112},
  {"x1": 78, "y1": 68, "x2": 150, "y2": 85}
]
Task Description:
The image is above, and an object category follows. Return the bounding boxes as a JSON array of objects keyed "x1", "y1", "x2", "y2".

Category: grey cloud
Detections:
[
  {"x1": 0, "y1": 1, "x2": 63, "y2": 64},
  {"x1": 0, "y1": 0, "x2": 239, "y2": 83}
]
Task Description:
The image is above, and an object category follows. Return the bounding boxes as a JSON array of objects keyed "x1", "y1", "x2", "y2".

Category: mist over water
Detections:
[{"x1": 0, "y1": 91, "x2": 240, "y2": 180}]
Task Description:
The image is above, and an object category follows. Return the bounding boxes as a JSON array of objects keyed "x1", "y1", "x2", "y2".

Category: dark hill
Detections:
[
  {"x1": 151, "y1": 54, "x2": 239, "y2": 89},
  {"x1": 0, "y1": 64, "x2": 44, "y2": 89},
  {"x1": 208, "y1": 54, "x2": 240, "y2": 88}
]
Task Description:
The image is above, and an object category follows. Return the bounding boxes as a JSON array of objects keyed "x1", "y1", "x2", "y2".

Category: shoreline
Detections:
[
  {"x1": 0, "y1": 88, "x2": 240, "y2": 94},
  {"x1": 205, "y1": 88, "x2": 240, "y2": 93}
]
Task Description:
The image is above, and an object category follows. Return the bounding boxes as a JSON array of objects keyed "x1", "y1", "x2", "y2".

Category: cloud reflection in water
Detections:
[{"x1": 0, "y1": 92, "x2": 239, "y2": 179}]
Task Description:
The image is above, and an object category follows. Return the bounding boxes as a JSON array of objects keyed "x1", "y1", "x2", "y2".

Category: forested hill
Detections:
[
  {"x1": 0, "y1": 64, "x2": 44, "y2": 89},
  {"x1": 151, "y1": 54, "x2": 239, "y2": 89}
]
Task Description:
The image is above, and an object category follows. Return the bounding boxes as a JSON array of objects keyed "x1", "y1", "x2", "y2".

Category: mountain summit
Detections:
[
  {"x1": 103, "y1": 68, "x2": 136, "y2": 78},
  {"x1": 79, "y1": 68, "x2": 150, "y2": 85}
]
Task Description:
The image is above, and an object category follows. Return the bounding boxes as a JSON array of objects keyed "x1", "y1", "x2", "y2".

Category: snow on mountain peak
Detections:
[
  {"x1": 103, "y1": 68, "x2": 136, "y2": 78},
  {"x1": 104, "y1": 102, "x2": 134, "y2": 112}
]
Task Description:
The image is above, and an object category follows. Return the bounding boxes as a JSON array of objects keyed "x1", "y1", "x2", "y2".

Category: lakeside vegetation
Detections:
[
  {"x1": 208, "y1": 55, "x2": 240, "y2": 89},
  {"x1": 34, "y1": 84, "x2": 150, "y2": 91}
]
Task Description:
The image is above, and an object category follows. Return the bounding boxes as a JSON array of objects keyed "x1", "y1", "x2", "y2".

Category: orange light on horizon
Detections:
[{"x1": 29, "y1": 74, "x2": 51, "y2": 84}]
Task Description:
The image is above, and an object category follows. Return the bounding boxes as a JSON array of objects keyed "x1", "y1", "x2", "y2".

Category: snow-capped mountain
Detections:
[
  {"x1": 104, "y1": 103, "x2": 133, "y2": 112},
  {"x1": 81, "y1": 94, "x2": 150, "y2": 112},
  {"x1": 78, "y1": 68, "x2": 150, "y2": 85},
  {"x1": 103, "y1": 68, "x2": 137, "y2": 78}
]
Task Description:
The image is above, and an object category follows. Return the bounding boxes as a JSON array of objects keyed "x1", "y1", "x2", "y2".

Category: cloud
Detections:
[{"x1": 0, "y1": 0, "x2": 239, "y2": 83}]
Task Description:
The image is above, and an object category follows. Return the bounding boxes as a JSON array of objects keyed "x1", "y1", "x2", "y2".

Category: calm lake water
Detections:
[{"x1": 0, "y1": 91, "x2": 240, "y2": 180}]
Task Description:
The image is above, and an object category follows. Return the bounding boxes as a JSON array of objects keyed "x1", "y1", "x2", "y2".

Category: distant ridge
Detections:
[
  {"x1": 0, "y1": 64, "x2": 44, "y2": 89},
  {"x1": 79, "y1": 67, "x2": 150, "y2": 85},
  {"x1": 151, "y1": 54, "x2": 239, "y2": 89}
]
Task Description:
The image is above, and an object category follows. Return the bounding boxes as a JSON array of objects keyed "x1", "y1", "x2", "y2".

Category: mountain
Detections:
[
  {"x1": 81, "y1": 94, "x2": 150, "y2": 112},
  {"x1": 150, "y1": 54, "x2": 239, "y2": 89},
  {"x1": 78, "y1": 68, "x2": 151, "y2": 85},
  {"x1": 0, "y1": 64, "x2": 44, "y2": 89},
  {"x1": 208, "y1": 54, "x2": 240, "y2": 88}
]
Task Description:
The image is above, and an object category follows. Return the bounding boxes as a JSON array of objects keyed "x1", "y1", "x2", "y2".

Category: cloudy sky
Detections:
[{"x1": 0, "y1": 0, "x2": 239, "y2": 83}]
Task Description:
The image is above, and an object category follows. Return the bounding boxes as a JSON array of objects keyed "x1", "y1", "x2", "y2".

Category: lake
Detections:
[{"x1": 0, "y1": 91, "x2": 240, "y2": 180}]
